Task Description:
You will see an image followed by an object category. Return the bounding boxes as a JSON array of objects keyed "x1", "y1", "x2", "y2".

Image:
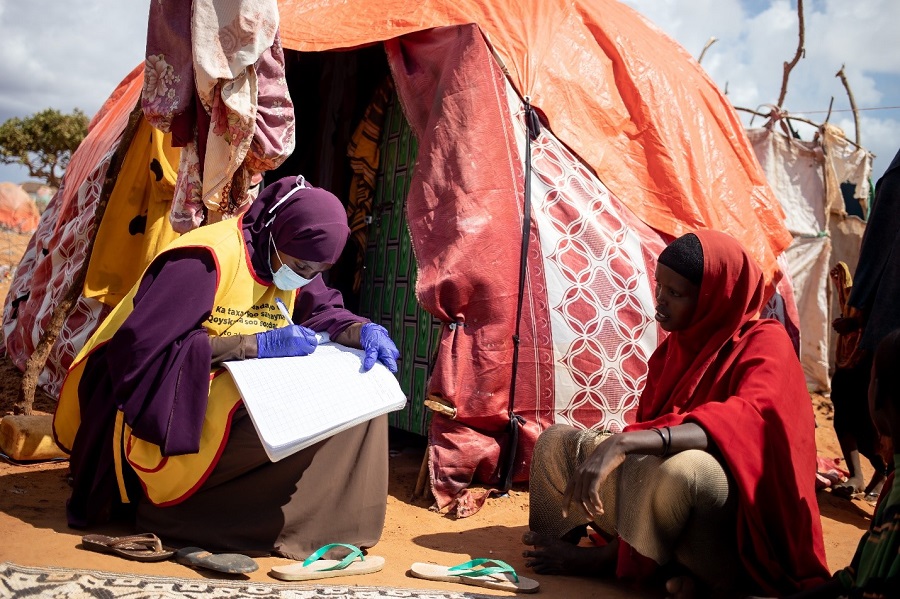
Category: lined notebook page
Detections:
[{"x1": 223, "y1": 343, "x2": 407, "y2": 461}]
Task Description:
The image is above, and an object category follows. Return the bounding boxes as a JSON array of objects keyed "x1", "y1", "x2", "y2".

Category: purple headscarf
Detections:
[{"x1": 242, "y1": 175, "x2": 350, "y2": 281}]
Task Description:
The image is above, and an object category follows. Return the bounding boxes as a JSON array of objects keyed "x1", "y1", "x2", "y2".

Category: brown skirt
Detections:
[
  {"x1": 529, "y1": 424, "x2": 744, "y2": 592},
  {"x1": 136, "y1": 407, "x2": 388, "y2": 560}
]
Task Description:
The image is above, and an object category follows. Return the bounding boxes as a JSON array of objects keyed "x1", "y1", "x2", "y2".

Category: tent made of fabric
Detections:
[
  {"x1": 0, "y1": 182, "x2": 40, "y2": 233},
  {"x1": 748, "y1": 125, "x2": 871, "y2": 392},
  {"x1": 2, "y1": 0, "x2": 800, "y2": 515},
  {"x1": 277, "y1": 0, "x2": 792, "y2": 281}
]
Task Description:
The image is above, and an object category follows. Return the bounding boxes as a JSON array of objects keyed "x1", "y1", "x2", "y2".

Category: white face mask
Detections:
[{"x1": 269, "y1": 234, "x2": 315, "y2": 290}]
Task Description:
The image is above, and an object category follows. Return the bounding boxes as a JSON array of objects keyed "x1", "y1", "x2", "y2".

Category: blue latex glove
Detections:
[
  {"x1": 360, "y1": 323, "x2": 399, "y2": 372},
  {"x1": 256, "y1": 325, "x2": 318, "y2": 359}
]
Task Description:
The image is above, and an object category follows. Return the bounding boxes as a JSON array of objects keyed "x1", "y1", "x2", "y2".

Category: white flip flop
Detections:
[
  {"x1": 269, "y1": 543, "x2": 384, "y2": 581},
  {"x1": 410, "y1": 558, "x2": 540, "y2": 593}
]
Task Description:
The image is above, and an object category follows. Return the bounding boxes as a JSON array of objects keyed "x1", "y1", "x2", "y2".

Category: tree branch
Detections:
[
  {"x1": 698, "y1": 36, "x2": 718, "y2": 66},
  {"x1": 825, "y1": 96, "x2": 834, "y2": 124},
  {"x1": 733, "y1": 105, "x2": 868, "y2": 151},
  {"x1": 835, "y1": 65, "x2": 861, "y2": 146},
  {"x1": 776, "y1": 0, "x2": 805, "y2": 110}
]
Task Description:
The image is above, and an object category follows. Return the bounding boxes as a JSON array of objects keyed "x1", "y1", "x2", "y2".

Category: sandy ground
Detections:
[{"x1": 0, "y1": 227, "x2": 877, "y2": 597}]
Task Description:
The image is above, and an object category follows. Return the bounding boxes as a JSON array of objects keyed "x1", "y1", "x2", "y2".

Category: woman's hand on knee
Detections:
[{"x1": 562, "y1": 434, "x2": 628, "y2": 520}]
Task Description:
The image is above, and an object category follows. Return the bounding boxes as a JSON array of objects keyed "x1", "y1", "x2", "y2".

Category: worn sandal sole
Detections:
[
  {"x1": 270, "y1": 555, "x2": 385, "y2": 581},
  {"x1": 174, "y1": 547, "x2": 258, "y2": 574}
]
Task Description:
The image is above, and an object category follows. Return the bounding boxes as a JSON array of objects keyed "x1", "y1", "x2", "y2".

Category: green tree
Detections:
[{"x1": 0, "y1": 108, "x2": 89, "y2": 188}]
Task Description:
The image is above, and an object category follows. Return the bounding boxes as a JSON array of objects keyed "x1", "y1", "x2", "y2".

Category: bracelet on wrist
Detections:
[{"x1": 650, "y1": 427, "x2": 667, "y2": 456}]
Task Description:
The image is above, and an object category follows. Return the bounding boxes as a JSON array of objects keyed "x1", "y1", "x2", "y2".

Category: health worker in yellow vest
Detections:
[{"x1": 55, "y1": 175, "x2": 399, "y2": 560}]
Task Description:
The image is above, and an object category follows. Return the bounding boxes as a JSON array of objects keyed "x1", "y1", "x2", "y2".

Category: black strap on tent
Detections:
[{"x1": 499, "y1": 98, "x2": 541, "y2": 493}]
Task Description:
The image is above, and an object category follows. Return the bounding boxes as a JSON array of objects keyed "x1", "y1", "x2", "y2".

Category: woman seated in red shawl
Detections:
[
  {"x1": 54, "y1": 175, "x2": 399, "y2": 559},
  {"x1": 523, "y1": 230, "x2": 830, "y2": 597}
]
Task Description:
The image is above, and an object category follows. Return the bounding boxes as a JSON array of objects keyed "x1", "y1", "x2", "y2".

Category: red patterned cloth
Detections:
[
  {"x1": 386, "y1": 26, "x2": 533, "y2": 508},
  {"x1": 0, "y1": 69, "x2": 143, "y2": 396},
  {"x1": 387, "y1": 25, "x2": 672, "y2": 513}
]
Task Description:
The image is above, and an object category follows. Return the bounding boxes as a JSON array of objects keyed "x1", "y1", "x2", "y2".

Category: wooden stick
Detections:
[
  {"x1": 776, "y1": 0, "x2": 805, "y2": 110},
  {"x1": 697, "y1": 36, "x2": 718, "y2": 66},
  {"x1": 825, "y1": 96, "x2": 835, "y2": 124},
  {"x1": 735, "y1": 106, "x2": 819, "y2": 129},
  {"x1": 15, "y1": 103, "x2": 144, "y2": 415},
  {"x1": 835, "y1": 65, "x2": 862, "y2": 146},
  {"x1": 733, "y1": 106, "x2": 868, "y2": 152}
]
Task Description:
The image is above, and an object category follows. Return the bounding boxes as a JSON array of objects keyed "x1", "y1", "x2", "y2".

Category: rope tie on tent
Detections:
[{"x1": 500, "y1": 98, "x2": 541, "y2": 493}]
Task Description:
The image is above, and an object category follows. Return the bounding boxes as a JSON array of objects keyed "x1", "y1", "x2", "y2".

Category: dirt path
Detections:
[
  {"x1": 0, "y1": 225, "x2": 874, "y2": 596},
  {"x1": 0, "y1": 367, "x2": 874, "y2": 597}
]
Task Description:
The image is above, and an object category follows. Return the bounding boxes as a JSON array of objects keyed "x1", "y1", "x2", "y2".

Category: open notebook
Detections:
[{"x1": 223, "y1": 343, "x2": 407, "y2": 462}]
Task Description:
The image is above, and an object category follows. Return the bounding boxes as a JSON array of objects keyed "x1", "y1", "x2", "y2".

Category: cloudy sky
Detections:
[
  {"x1": 622, "y1": 0, "x2": 900, "y2": 181},
  {"x1": 0, "y1": 0, "x2": 897, "y2": 185}
]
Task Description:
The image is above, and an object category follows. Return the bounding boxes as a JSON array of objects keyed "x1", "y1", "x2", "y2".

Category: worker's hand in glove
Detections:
[
  {"x1": 360, "y1": 323, "x2": 399, "y2": 372},
  {"x1": 256, "y1": 325, "x2": 318, "y2": 359}
]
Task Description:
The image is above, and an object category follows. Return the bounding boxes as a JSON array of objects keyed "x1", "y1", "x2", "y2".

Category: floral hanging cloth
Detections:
[{"x1": 142, "y1": 0, "x2": 295, "y2": 232}]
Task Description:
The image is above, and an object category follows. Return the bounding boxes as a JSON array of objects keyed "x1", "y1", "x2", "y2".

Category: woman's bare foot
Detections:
[
  {"x1": 521, "y1": 531, "x2": 616, "y2": 576},
  {"x1": 831, "y1": 475, "x2": 865, "y2": 499},
  {"x1": 665, "y1": 575, "x2": 696, "y2": 599}
]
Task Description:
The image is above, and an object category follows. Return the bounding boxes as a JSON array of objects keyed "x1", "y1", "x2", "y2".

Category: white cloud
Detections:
[
  {"x1": 0, "y1": 0, "x2": 151, "y2": 182},
  {"x1": 0, "y1": 1, "x2": 896, "y2": 184},
  {"x1": 0, "y1": 1, "x2": 150, "y2": 116},
  {"x1": 624, "y1": 0, "x2": 899, "y2": 181}
]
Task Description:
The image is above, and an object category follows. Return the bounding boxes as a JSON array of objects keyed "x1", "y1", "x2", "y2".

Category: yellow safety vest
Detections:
[{"x1": 55, "y1": 219, "x2": 295, "y2": 505}]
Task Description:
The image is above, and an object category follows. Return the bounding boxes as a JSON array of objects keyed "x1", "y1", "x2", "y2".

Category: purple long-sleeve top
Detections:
[{"x1": 66, "y1": 177, "x2": 366, "y2": 527}]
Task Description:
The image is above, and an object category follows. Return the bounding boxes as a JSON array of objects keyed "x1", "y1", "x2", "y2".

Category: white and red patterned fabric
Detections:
[
  {"x1": 0, "y1": 69, "x2": 143, "y2": 397},
  {"x1": 527, "y1": 123, "x2": 667, "y2": 434}
]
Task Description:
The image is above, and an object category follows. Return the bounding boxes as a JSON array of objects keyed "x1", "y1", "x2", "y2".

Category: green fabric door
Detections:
[{"x1": 359, "y1": 90, "x2": 441, "y2": 435}]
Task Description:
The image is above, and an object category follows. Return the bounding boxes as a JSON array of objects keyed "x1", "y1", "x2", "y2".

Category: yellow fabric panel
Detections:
[
  {"x1": 163, "y1": 221, "x2": 296, "y2": 337},
  {"x1": 84, "y1": 117, "x2": 181, "y2": 307},
  {"x1": 123, "y1": 372, "x2": 242, "y2": 505}
]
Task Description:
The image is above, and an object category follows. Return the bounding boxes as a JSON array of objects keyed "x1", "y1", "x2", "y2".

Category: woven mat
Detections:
[{"x1": 0, "y1": 562, "x2": 495, "y2": 598}]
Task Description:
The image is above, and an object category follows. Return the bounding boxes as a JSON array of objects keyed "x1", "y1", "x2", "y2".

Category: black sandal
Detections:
[{"x1": 81, "y1": 533, "x2": 175, "y2": 562}]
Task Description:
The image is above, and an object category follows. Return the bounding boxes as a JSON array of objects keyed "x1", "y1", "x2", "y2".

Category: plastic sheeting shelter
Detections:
[
  {"x1": 276, "y1": 0, "x2": 794, "y2": 511},
  {"x1": 748, "y1": 125, "x2": 871, "y2": 392},
  {"x1": 0, "y1": 183, "x2": 40, "y2": 233},
  {"x1": 2, "y1": 0, "x2": 798, "y2": 513}
]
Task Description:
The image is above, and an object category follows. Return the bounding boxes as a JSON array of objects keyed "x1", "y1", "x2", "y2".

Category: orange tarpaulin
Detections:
[
  {"x1": 0, "y1": 183, "x2": 40, "y2": 233},
  {"x1": 277, "y1": 0, "x2": 791, "y2": 282}
]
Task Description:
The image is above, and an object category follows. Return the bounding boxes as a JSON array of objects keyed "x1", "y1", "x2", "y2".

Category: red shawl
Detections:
[{"x1": 625, "y1": 230, "x2": 829, "y2": 595}]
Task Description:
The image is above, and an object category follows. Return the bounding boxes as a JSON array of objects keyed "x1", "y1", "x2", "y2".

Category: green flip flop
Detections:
[
  {"x1": 269, "y1": 543, "x2": 385, "y2": 581},
  {"x1": 410, "y1": 558, "x2": 540, "y2": 593}
]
